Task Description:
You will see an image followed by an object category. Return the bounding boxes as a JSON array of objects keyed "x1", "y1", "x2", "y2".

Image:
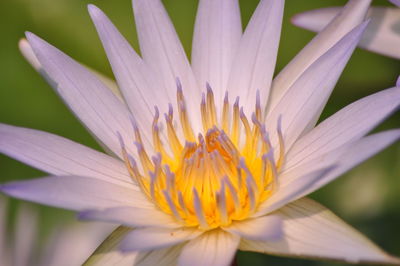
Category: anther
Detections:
[
  {"x1": 216, "y1": 182, "x2": 229, "y2": 224},
  {"x1": 206, "y1": 82, "x2": 217, "y2": 126},
  {"x1": 178, "y1": 191, "x2": 189, "y2": 215},
  {"x1": 168, "y1": 103, "x2": 174, "y2": 119},
  {"x1": 255, "y1": 90, "x2": 261, "y2": 120},
  {"x1": 193, "y1": 189, "x2": 208, "y2": 228},
  {"x1": 223, "y1": 176, "x2": 240, "y2": 211},
  {"x1": 232, "y1": 97, "x2": 240, "y2": 145},
  {"x1": 201, "y1": 93, "x2": 209, "y2": 131},
  {"x1": 163, "y1": 189, "x2": 182, "y2": 222},
  {"x1": 116, "y1": 131, "x2": 125, "y2": 150},
  {"x1": 222, "y1": 91, "x2": 230, "y2": 133}
]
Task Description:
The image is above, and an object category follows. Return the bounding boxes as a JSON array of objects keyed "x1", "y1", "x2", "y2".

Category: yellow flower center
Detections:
[{"x1": 120, "y1": 81, "x2": 285, "y2": 230}]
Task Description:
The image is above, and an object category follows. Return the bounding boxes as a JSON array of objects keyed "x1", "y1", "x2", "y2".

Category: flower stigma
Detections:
[{"x1": 119, "y1": 79, "x2": 285, "y2": 230}]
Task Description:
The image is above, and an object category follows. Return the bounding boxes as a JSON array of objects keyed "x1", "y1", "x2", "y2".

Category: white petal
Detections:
[
  {"x1": 13, "y1": 204, "x2": 38, "y2": 266},
  {"x1": 284, "y1": 129, "x2": 400, "y2": 198},
  {"x1": 292, "y1": 7, "x2": 400, "y2": 59},
  {"x1": 223, "y1": 215, "x2": 283, "y2": 241},
  {"x1": 79, "y1": 206, "x2": 179, "y2": 229},
  {"x1": 254, "y1": 167, "x2": 334, "y2": 217},
  {"x1": 0, "y1": 176, "x2": 152, "y2": 211},
  {"x1": 88, "y1": 5, "x2": 168, "y2": 137},
  {"x1": 241, "y1": 198, "x2": 400, "y2": 265},
  {"x1": 285, "y1": 86, "x2": 400, "y2": 171},
  {"x1": 227, "y1": 0, "x2": 284, "y2": 116},
  {"x1": 120, "y1": 227, "x2": 202, "y2": 252},
  {"x1": 191, "y1": 0, "x2": 242, "y2": 105},
  {"x1": 256, "y1": 129, "x2": 400, "y2": 216},
  {"x1": 0, "y1": 123, "x2": 135, "y2": 188},
  {"x1": 18, "y1": 38, "x2": 123, "y2": 101},
  {"x1": 268, "y1": 0, "x2": 371, "y2": 114},
  {"x1": 83, "y1": 226, "x2": 139, "y2": 266},
  {"x1": 178, "y1": 230, "x2": 240, "y2": 266},
  {"x1": 26, "y1": 32, "x2": 136, "y2": 158},
  {"x1": 266, "y1": 22, "x2": 368, "y2": 151},
  {"x1": 132, "y1": 0, "x2": 201, "y2": 133}
]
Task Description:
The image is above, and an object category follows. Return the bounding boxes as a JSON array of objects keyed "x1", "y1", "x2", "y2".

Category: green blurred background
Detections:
[{"x1": 0, "y1": 0, "x2": 399, "y2": 265}]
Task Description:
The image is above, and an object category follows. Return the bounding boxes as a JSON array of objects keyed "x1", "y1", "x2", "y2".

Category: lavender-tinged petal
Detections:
[
  {"x1": 268, "y1": 0, "x2": 371, "y2": 114},
  {"x1": 285, "y1": 86, "x2": 400, "y2": 171},
  {"x1": 88, "y1": 5, "x2": 168, "y2": 146},
  {"x1": 85, "y1": 227, "x2": 185, "y2": 266},
  {"x1": 0, "y1": 123, "x2": 135, "y2": 188},
  {"x1": 284, "y1": 129, "x2": 400, "y2": 201},
  {"x1": 292, "y1": 7, "x2": 400, "y2": 60},
  {"x1": 255, "y1": 129, "x2": 400, "y2": 216},
  {"x1": 227, "y1": 0, "x2": 284, "y2": 116},
  {"x1": 242, "y1": 198, "x2": 400, "y2": 265},
  {"x1": 266, "y1": 22, "x2": 368, "y2": 152},
  {"x1": 0, "y1": 176, "x2": 152, "y2": 211},
  {"x1": 191, "y1": 0, "x2": 242, "y2": 105},
  {"x1": 178, "y1": 230, "x2": 240, "y2": 266},
  {"x1": 26, "y1": 32, "x2": 137, "y2": 158},
  {"x1": 132, "y1": 0, "x2": 202, "y2": 133},
  {"x1": 18, "y1": 38, "x2": 123, "y2": 101},
  {"x1": 79, "y1": 206, "x2": 180, "y2": 229}
]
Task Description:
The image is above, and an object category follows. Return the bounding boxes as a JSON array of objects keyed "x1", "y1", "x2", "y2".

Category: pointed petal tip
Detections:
[
  {"x1": 290, "y1": 8, "x2": 336, "y2": 30},
  {"x1": 18, "y1": 38, "x2": 28, "y2": 50},
  {"x1": 396, "y1": 76, "x2": 400, "y2": 87},
  {"x1": 77, "y1": 210, "x2": 93, "y2": 220},
  {"x1": 25, "y1": 32, "x2": 44, "y2": 50},
  {"x1": 87, "y1": 3, "x2": 103, "y2": 18},
  {"x1": 18, "y1": 37, "x2": 43, "y2": 71},
  {"x1": 25, "y1": 31, "x2": 36, "y2": 42},
  {"x1": 87, "y1": 3, "x2": 97, "y2": 11},
  {"x1": 24, "y1": 33, "x2": 47, "y2": 62},
  {"x1": 290, "y1": 11, "x2": 309, "y2": 29}
]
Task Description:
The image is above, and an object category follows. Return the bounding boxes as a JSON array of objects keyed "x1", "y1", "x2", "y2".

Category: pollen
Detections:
[{"x1": 119, "y1": 80, "x2": 285, "y2": 230}]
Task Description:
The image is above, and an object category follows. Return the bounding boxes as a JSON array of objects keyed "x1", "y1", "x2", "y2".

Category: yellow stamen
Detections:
[
  {"x1": 121, "y1": 84, "x2": 285, "y2": 229},
  {"x1": 221, "y1": 92, "x2": 230, "y2": 133}
]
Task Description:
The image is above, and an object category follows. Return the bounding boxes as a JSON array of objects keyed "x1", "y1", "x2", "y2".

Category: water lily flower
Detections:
[
  {"x1": 0, "y1": 196, "x2": 114, "y2": 266},
  {"x1": 1, "y1": 0, "x2": 400, "y2": 265},
  {"x1": 291, "y1": 1, "x2": 400, "y2": 59}
]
